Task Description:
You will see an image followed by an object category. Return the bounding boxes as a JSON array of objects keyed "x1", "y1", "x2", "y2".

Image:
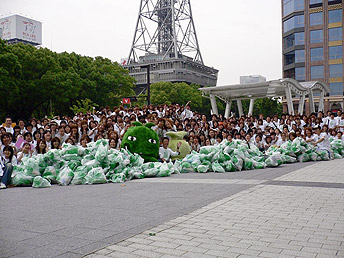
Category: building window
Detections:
[
  {"x1": 309, "y1": 12, "x2": 323, "y2": 26},
  {"x1": 284, "y1": 34, "x2": 295, "y2": 48},
  {"x1": 283, "y1": 0, "x2": 305, "y2": 17},
  {"x1": 329, "y1": 46, "x2": 343, "y2": 59},
  {"x1": 330, "y1": 64, "x2": 343, "y2": 78},
  {"x1": 311, "y1": 65, "x2": 324, "y2": 79},
  {"x1": 328, "y1": 9, "x2": 342, "y2": 23},
  {"x1": 310, "y1": 0, "x2": 322, "y2": 4},
  {"x1": 295, "y1": 32, "x2": 305, "y2": 45},
  {"x1": 295, "y1": 67, "x2": 305, "y2": 80},
  {"x1": 310, "y1": 48, "x2": 324, "y2": 61},
  {"x1": 329, "y1": 27, "x2": 342, "y2": 41},
  {"x1": 329, "y1": 83, "x2": 343, "y2": 96},
  {"x1": 295, "y1": 50, "x2": 305, "y2": 63},
  {"x1": 283, "y1": 15, "x2": 305, "y2": 33},
  {"x1": 310, "y1": 29, "x2": 323, "y2": 43},
  {"x1": 285, "y1": 51, "x2": 295, "y2": 65}
]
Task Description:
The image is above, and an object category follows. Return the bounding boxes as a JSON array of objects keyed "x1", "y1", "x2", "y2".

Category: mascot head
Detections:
[{"x1": 121, "y1": 122, "x2": 159, "y2": 162}]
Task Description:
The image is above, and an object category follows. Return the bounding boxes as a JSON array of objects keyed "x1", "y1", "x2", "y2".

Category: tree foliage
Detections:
[
  {"x1": 0, "y1": 39, "x2": 135, "y2": 121},
  {"x1": 70, "y1": 98, "x2": 99, "y2": 115},
  {"x1": 150, "y1": 82, "x2": 203, "y2": 109}
]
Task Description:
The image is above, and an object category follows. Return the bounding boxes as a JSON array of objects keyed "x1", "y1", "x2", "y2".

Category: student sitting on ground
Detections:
[{"x1": 159, "y1": 137, "x2": 182, "y2": 163}]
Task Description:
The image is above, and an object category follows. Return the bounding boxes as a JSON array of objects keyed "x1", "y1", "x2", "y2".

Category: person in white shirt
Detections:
[
  {"x1": 159, "y1": 137, "x2": 182, "y2": 162},
  {"x1": 313, "y1": 126, "x2": 331, "y2": 157},
  {"x1": 275, "y1": 132, "x2": 288, "y2": 147},
  {"x1": 17, "y1": 142, "x2": 32, "y2": 164},
  {"x1": 327, "y1": 113, "x2": 338, "y2": 129},
  {"x1": 3, "y1": 117, "x2": 14, "y2": 134},
  {"x1": 305, "y1": 128, "x2": 317, "y2": 144},
  {"x1": 338, "y1": 113, "x2": 344, "y2": 132},
  {"x1": 0, "y1": 146, "x2": 17, "y2": 189},
  {"x1": 181, "y1": 102, "x2": 193, "y2": 120}
]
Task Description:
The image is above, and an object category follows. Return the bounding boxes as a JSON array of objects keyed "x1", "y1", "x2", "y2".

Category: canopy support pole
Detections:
[
  {"x1": 224, "y1": 100, "x2": 232, "y2": 118},
  {"x1": 210, "y1": 94, "x2": 219, "y2": 115},
  {"x1": 248, "y1": 99, "x2": 255, "y2": 116},
  {"x1": 237, "y1": 99, "x2": 243, "y2": 117}
]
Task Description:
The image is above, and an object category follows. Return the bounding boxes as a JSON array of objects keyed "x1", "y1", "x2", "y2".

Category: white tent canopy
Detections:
[{"x1": 199, "y1": 78, "x2": 331, "y2": 117}]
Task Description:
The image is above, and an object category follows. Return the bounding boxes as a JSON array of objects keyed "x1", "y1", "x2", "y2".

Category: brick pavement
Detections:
[{"x1": 85, "y1": 160, "x2": 344, "y2": 258}]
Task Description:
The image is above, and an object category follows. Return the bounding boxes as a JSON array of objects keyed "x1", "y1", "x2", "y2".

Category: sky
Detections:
[{"x1": 1, "y1": 0, "x2": 282, "y2": 86}]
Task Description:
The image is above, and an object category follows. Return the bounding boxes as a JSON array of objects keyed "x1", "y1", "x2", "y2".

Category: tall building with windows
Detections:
[{"x1": 282, "y1": 0, "x2": 344, "y2": 112}]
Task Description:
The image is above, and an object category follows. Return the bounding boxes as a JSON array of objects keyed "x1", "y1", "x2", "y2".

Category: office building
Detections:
[{"x1": 282, "y1": 0, "x2": 343, "y2": 112}]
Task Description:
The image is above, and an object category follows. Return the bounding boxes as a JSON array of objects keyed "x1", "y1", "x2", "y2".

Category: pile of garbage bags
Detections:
[
  {"x1": 11, "y1": 137, "x2": 344, "y2": 188},
  {"x1": 179, "y1": 137, "x2": 343, "y2": 174},
  {"x1": 12, "y1": 139, "x2": 179, "y2": 188}
]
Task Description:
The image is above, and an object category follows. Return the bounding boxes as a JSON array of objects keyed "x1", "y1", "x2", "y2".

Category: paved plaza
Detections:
[{"x1": 1, "y1": 160, "x2": 344, "y2": 258}]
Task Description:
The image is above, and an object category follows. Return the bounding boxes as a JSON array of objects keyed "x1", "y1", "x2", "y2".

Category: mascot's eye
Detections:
[
  {"x1": 128, "y1": 136, "x2": 137, "y2": 141},
  {"x1": 148, "y1": 139, "x2": 157, "y2": 144}
]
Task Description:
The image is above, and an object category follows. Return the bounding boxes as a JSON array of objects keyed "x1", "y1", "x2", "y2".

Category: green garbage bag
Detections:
[
  {"x1": 265, "y1": 153, "x2": 283, "y2": 167},
  {"x1": 142, "y1": 168, "x2": 159, "y2": 177},
  {"x1": 280, "y1": 154, "x2": 297, "y2": 164},
  {"x1": 212, "y1": 161, "x2": 225, "y2": 173},
  {"x1": 222, "y1": 160, "x2": 236, "y2": 172},
  {"x1": 243, "y1": 159, "x2": 254, "y2": 170},
  {"x1": 173, "y1": 160, "x2": 182, "y2": 174},
  {"x1": 231, "y1": 156, "x2": 243, "y2": 171},
  {"x1": 57, "y1": 167, "x2": 74, "y2": 186},
  {"x1": 95, "y1": 142, "x2": 108, "y2": 165},
  {"x1": 71, "y1": 166, "x2": 88, "y2": 185},
  {"x1": 157, "y1": 162, "x2": 172, "y2": 177},
  {"x1": 85, "y1": 168, "x2": 107, "y2": 184},
  {"x1": 253, "y1": 161, "x2": 266, "y2": 169},
  {"x1": 12, "y1": 173, "x2": 33, "y2": 186},
  {"x1": 181, "y1": 161, "x2": 193, "y2": 173},
  {"x1": 199, "y1": 146, "x2": 216, "y2": 155},
  {"x1": 23, "y1": 158, "x2": 40, "y2": 177},
  {"x1": 196, "y1": 164, "x2": 209, "y2": 173},
  {"x1": 42, "y1": 166, "x2": 58, "y2": 184},
  {"x1": 298, "y1": 153, "x2": 310, "y2": 163},
  {"x1": 111, "y1": 173, "x2": 126, "y2": 183},
  {"x1": 333, "y1": 152, "x2": 342, "y2": 159},
  {"x1": 63, "y1": 154, "x2": 81, "y2": 161},
  {"x1": 317, "y1": 150, "x2": 330, "y2": 161},
  {"x1": 32, "y1": 176, "x2": 51, "y2": 188}
]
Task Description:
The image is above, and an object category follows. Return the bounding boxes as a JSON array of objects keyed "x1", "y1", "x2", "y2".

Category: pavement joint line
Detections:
[
  {"x1": 129, "y1": 178, "x2": 268, "y2": 185},
  {"x1": 265, "y1": 180, "x2": 344, "y2": 189}
]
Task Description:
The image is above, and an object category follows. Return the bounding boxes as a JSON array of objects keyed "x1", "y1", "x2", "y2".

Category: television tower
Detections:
[{"x1": 125, "y1": 0, "x2": 218, "y2": 94}]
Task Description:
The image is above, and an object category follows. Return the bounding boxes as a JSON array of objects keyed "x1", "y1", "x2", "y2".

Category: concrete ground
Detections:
[{"x1": 1, "y1": 160, "x2": 343, "y2": 258}]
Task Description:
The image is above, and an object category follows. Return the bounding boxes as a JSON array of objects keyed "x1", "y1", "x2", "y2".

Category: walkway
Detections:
[{"x1": 85, "y1": 160, "x2": 344, "y2": 258}]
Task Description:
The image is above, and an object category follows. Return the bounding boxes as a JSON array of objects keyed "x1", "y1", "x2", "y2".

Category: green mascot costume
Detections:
[{"x1": 121, "y1": 122, "x2": 160, "y2": 162}]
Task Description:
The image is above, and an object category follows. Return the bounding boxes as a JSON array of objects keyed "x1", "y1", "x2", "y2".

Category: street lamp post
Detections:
[
  {"x1": 139, "y1": 65, "x2": 151, "y2": 105},
  {"x1": 146, "y1": 65, "x2": 150, "y2": 106}
]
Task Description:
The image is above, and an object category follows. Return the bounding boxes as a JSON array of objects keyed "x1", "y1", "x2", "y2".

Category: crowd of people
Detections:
[{"x1": 1, "y1": 101, "x2": 343, "y2": 188}]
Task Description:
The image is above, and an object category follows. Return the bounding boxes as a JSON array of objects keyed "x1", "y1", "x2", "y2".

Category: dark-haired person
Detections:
[
  {"x1": 159, "y1": 137, "x2": 182, "y2": 162},
  {"x1": 1, "y1": 133, "x2": 15, "y2": 157},
  {"x1": 43, "y1": 130, "x2": 52, "y2": 149},
  {"x1": 0, "y1": 146, "x2": 17, "y2": 189},
  {"x1": 17, "y1": 119, "x2": 26, "y2": 134},
  {"x1": 80, "y1": 135, "x2": 91, "y2": 148},
  {"x1": 51, "y1": 137, "x2": 61, "y2": 149},
  {"x1": 17, "y1": 142, "x2": 32, "y2": 163},
  {"x1": 313, "y1": 125, "x2": 332, "y2": 158},
  {"x1": 3, "y1": 117, "x2": 14, "y2": 134},
  {"x1": 33, "y1": 140, "x2": 48, "y2": 155}
]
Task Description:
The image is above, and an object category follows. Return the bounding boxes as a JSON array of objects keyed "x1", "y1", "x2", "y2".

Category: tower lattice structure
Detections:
[{"x1": 125, "y1": 0, "x2": 218, "y2": 93}]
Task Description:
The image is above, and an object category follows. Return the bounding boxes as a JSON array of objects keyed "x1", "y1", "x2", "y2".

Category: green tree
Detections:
[
  {"x1": 150, "y1": 82, "x2": 203, "y2": 109},
  {"x1": 0, "y1": 39, "x2": 136, "y2": 121}
]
